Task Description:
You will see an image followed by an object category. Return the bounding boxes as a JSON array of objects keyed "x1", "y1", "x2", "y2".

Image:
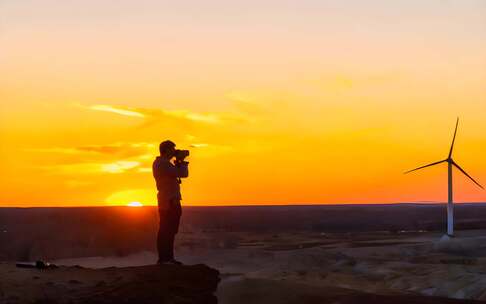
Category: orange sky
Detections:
[{"x1": 1, "y1": 0, "x2": 486, "y2": 206}]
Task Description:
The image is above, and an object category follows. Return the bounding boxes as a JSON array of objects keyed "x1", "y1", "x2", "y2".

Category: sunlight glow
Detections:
[
  {"x1": 127, "y1": 201, "x2": 143, "y2": 207},
  {"x1": 105, "y1": 189, "x2": 155, "y2": 207}
]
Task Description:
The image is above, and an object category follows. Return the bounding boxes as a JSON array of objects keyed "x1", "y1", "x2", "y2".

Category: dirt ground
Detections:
[{"x1": 54, "y1": 229, "x2": 486, "y2": 303}]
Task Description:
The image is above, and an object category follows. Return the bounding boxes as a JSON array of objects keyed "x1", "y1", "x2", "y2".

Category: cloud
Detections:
[
  {"x1": 27, "y1": 142, "x2": 156, "y2": 158},
  {"x1": 83, "y1": 104, "x2": 223, "y2": 124},
  {"x1": 226, "y1": 91, "x2": 268, "y2": 116},
  {"x1": 189, "y1": 143, "x2": 234, "y2": 158},
  {"x1": 166, "y1": 110, "x2": 220, "y2": 124},
  {"x1": 31, "y1": 142, "x2": 154, "y2": 175},
  {"x1": 190, "y1": 143, "x2": 209, "y2": 148},
  {"x1": 101, "y1": 161, "x2": 141, "y2": 173},
  {"x1": 26, "y1": 147, "x2": 81, "y2": 154},
  {"x1": 78, "y1": 103, "x2": 258, "y2": 129},
  {"x1": 76, "y1": 143, "x2": 155, "y2": 157},
  {"x1": 41, "y1": 160, "x2": 141, "y2": 175},
  {"x1": 88, "y1": 105, "x2": 145, "y2": 118}
]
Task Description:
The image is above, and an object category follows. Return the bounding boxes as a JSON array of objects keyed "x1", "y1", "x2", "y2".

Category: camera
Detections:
[{"x1": 174, "y1": 149, "x2": 189, "y2": 160}]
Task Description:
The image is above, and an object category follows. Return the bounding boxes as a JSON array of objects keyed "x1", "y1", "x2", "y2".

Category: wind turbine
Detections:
[{"x1": 405, "y1": 118, "x2": 483, "y2": 237}]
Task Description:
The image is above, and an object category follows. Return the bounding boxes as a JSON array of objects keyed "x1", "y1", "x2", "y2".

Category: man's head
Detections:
[{"x1": 159, "y1": 140, "x2": 176, "y2": 158}]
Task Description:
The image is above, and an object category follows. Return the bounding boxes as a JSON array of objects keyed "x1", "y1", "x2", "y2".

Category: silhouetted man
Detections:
[{"x1": 152, "y1": 140, "x2": 189, "y2": 264}]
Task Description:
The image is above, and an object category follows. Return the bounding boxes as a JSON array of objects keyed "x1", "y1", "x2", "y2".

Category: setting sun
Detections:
[{"x1": 127, "y1": 202, "x2": 143, "y2": 207}]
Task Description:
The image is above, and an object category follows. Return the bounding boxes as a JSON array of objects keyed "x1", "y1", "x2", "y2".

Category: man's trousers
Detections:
[{"x1": 157, "y1": 200, "x2": 182, "y2": 262}]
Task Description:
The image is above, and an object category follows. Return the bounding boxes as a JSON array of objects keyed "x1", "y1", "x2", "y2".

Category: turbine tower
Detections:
[{"x1": 405, "y1": 118, "x2": 483, "y2": 237}]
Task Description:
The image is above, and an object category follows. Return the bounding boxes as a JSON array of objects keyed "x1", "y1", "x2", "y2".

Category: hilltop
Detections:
[{"x1": 0, "y1": 263, "x2": 220, "y2": 304}]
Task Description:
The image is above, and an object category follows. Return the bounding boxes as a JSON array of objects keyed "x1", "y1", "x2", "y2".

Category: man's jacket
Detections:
[{"x1": 152, "y1": 157, "x2": 189, "y2": 204}]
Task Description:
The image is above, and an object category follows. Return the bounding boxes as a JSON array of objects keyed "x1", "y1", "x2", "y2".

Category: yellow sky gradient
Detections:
[{"x1": 1, "y1": 0, "x2": 485, "y2": 206}]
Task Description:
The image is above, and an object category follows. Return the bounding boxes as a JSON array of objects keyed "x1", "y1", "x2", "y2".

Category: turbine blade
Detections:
[
  {"x1": 452, "y1": 161, "x2": 484, "y2": 189},
  {"x1": 448, "y1": 117, "x2": 459, "y2": 158},
  {"x1": 404, "y1": 160, "x2": 446, "y2": 174}
]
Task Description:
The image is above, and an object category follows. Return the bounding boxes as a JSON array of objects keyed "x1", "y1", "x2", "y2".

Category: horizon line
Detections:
[{"x1": 2, "y1": 201, "x2": 486, "y2": 208}]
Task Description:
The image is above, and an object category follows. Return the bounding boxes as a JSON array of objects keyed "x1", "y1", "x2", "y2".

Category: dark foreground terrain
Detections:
[
  {"x1": 0, "y1": 263, "x2": 220, "y2": 304},
  {"x1": 1, "y1": 262, "x2": 484, "y2": 304},
  {"x1": 218, "y1": 278, "x2": 485, "y2": 304},
  {"x1": 2, "y1": 204, "x2": 486, "y2": 303}
]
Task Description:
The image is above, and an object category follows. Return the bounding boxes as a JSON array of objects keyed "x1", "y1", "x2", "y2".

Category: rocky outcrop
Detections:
[{"x1": 0, "y1": 263, "x2": 220, "y2": 304}]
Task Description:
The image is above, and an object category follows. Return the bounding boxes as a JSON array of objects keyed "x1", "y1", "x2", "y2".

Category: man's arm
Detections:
[
  {"x1": 175, "y1": 160, "x2": 189, "y2": 178},
  {"x1": 161, "y1": 160, "x2": 188, "y2": 178}
]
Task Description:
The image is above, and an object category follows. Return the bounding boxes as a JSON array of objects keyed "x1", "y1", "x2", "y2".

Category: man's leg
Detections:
[
  {"x1": 167, "y1": 231, "x2": 176, "y2": 260},
  {"x1": 168, "y1": 201, "x2": 182, "y2": 261},
  {"x1": 157, "y1": 208, "x2": 171, "y2": 263}
]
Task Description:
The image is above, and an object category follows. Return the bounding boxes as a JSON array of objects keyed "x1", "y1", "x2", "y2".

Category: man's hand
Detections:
[{"x1": 175, "y1": 160, "x2": 189, "y2": 166}]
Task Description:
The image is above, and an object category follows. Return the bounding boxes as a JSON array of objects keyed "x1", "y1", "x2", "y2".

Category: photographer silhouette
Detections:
[{"x1": 152, "y1": 140, "x2": 189, "y2": 264}]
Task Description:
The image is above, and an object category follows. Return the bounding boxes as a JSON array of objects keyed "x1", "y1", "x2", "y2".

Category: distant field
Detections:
[{"x1": 2, "y1": 204, "x2": 486, "y2": 260}]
